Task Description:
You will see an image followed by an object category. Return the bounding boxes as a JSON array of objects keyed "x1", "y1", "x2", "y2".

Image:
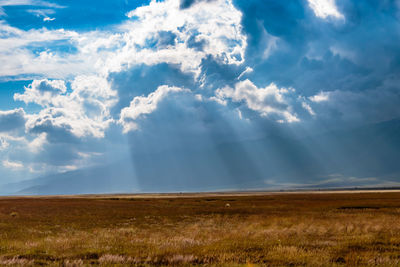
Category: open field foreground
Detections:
[{"x1": 1, "y1": 192, "x2": 400, "y2": 266}]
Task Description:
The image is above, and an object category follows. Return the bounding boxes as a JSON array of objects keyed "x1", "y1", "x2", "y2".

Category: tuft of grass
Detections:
[{"x1": 9, "y1": 211, "x2": 18, "y2": 217}]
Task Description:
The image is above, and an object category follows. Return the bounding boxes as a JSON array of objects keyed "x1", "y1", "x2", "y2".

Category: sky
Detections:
[{"x1": 0, "y1": 0, "x2": 400, "y2": 194}]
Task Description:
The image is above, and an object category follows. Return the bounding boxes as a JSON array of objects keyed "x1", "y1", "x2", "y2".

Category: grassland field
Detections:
[{"x1": 1, "y1": 191, "x2": 400, "y2": 266}]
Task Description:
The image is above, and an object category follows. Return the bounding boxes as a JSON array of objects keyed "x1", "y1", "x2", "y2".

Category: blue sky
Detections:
[{"x1": 1, "y1": 0, "x2": 400, "y2": 194}]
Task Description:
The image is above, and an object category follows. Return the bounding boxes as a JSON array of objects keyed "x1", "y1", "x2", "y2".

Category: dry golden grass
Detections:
[{"x1": 0, "y1": 192, "x2": 400, "y2": 266}]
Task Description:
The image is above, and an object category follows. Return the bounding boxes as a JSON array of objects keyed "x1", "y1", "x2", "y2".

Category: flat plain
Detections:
[{"x1": 1, "y1": 191, "x2": 400, "y2": 266}]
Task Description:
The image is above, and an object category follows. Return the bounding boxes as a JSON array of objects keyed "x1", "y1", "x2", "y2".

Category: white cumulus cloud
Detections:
[
  {"x1": 215, "y1": 79, "x2": 300, "y2": 123},
  {"x1": 2, "y1": 159, "x2": 24, "y2": 170},
  {"x1": 120, "y1": 85, "x2": 187, "y2": 133},
  {"x1": 28, "y1": 133, "x2": 47, "y2": 153},
  {"x1": 309, "y1": 91, "x2": 330, "y2": 102},
  {"x1": 302, "y1": 101, "x2": 316, "y2": 116},
  {"x1": 14, "y1": 79, "x2": 66, "y2": 106},
  {"x1": 101, "y1": 0, "x2": 246, "y2": 78},
  {"x1": 307, "y1": 0, "x2": 344, "y2": 20},
  {"x1": 16, "y1": 77, "x2": 117, "y2": 139}
]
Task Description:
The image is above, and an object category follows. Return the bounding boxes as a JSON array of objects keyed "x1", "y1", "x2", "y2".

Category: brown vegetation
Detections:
[{"x1": 0, "y1": 192, "x2": 400, "y2": 266}]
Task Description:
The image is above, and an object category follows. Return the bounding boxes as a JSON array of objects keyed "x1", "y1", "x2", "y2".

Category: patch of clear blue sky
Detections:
[
  {"x1": 0, "y1": 81, "x2": 27, "y2": 110},
  {"x1": 3, "y1": 0, "x2": 151, "y2": 31}
]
